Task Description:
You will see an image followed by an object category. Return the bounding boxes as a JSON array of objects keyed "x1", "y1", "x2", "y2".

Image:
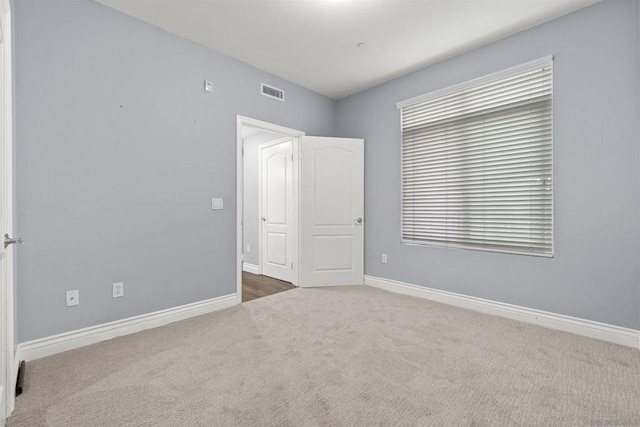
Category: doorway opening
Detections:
[
  {"x1": 236, "y1": 117, "x2": 304, "y2": 303},
  {"x1": 236, "y1": 116, "x2": 365, "y2": 304}
]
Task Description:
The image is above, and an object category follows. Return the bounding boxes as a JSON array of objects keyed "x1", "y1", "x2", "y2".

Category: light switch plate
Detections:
[
  {"x1": 204, "y1": 80, "x2": 213, "y2": 93},
  {"x1": 211, "y1": 198, "x2": 224, "y2": 210}
]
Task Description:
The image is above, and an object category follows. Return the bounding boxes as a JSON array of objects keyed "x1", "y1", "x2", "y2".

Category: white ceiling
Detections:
[{"x1": 96, "y1": 0, "x2": 598, "y2": 100}]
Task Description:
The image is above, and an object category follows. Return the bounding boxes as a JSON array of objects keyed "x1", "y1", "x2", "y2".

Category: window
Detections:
[{"x1": 397, "y1": 57, "x2": 553, "y2": 256}]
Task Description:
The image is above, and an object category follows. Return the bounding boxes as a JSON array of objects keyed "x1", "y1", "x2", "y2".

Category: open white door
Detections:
[
  {"x1": 300, "y1": 137, "x2": 364, "y2": 287},
  {"x1": 260, "y1": 139, "x2": 294, "y2": 283},
  {"x1": 0, "y1": 0, "x2": 14, "y2": 420}
]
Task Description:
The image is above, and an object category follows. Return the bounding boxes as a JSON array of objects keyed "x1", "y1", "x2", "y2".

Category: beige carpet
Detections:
[{"x1": 8, "y1": 286, "x2": 640, "y2": 426}]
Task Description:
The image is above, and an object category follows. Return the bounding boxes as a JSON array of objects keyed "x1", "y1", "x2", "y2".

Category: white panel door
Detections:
[
  {"x1": 300, "y1": 137, "x2": 364, "y2": 287},
  {"x1": 260, "y1": 140, "x2": 293, "y2": 283},
  {"x1": 0, "y1": 3, "x2": 14, "y2": 419}
]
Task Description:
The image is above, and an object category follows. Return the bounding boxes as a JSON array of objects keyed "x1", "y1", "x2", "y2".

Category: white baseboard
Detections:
[
  {"x1": 364, "y1": 275, "x2": 640, "y2": 349},
  {"x1": 242, "y1": 262, "x2": 260, "y2": 274},
  {"x1": 18, "y1": 293, "x2": 238, "y2": 362}
]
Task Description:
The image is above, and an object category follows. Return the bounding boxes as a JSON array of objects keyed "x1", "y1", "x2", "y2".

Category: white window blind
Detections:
[{"x1": 397, "y1": 57, "x2": 553, "y2": 256}]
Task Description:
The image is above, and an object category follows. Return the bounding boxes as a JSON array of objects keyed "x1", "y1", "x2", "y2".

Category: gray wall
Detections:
[
  {"x1": 335, "y1": 0, "x2": 640, "y2": 329},
  {"x1": 14, "y1": 0, "x2": 640, "y2": 343},
  {"x1": 242, "y1": 131, "x2": 283, "y2": 267},
  {"x1": 14, "y1": 0, "x2": 335, "y2": 342}
]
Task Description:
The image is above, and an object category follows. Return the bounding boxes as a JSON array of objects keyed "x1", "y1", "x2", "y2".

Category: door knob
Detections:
[
  {"x1": 354, "y1": 217, "x2": 363, "y2": 225},
  {"x1": 4, "y1": 234, "x2": 23, "y2": 249},
  {"x1": 261, "y1": 217, "x2": 266, "y2": 222}
]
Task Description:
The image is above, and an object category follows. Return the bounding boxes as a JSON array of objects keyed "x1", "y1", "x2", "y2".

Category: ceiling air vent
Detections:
[{"x1": 261, "y1": 83, "x2": 285, "y2": 102}]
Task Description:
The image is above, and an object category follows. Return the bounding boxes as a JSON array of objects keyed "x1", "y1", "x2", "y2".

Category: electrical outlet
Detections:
[
  {"x1": 382, "y1": 254, "x2": 388, "y2": 264},
  {"x1": 66, "y1": 290, "x2": 79, "y2": 307},
  {"x1": 246, "y1": 244, "x2": 250, "y2": 253},
  {"x1": 113, "y1": 282, "x2": 124, "y2": 298}
]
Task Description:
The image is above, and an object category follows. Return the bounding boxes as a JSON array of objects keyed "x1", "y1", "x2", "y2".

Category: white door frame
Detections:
[
  {"x1": 0, "y1": 0, "x2": 14, "y2": 420},
  {"x1": 257, "y1": 137, "x2": 294, "y2": 280},
  {"x1": 236, "y1": 116, "x2": 304, "y2": 304}
]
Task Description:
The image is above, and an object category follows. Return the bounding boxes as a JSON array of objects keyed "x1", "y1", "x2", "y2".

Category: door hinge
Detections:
[{"x1": 291, "y1": 263, "x2": 293, "y2": 270}]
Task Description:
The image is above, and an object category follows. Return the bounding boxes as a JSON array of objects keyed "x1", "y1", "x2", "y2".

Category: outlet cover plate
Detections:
[{"x1": 113, "y1": 282, "x2": 124, "y2": 298}]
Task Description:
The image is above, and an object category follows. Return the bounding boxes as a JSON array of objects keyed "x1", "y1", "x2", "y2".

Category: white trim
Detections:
[
  {"x1": 364, "y1": 275, "x2": 640, "y2": 349},
  {"x1": 236, "y1": 116, "x2": 305, "y2": 305},
  {"x1": 11, "y1": 347, "x2": 20, "y2": 406},
  {"x1": 396, "y1": 55, "x2": 553, "y2": 109},
  {"x1": 18, "y1": 293, "x2": 237, "y2": 362},
  {"x1": 12, "y1": 348, "x2": 19, "y2": 380},
  {"x1": 242, "y1": 263, "x2": 260, "y2": 275}
]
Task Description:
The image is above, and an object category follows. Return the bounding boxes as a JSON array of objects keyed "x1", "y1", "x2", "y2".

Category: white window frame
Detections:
[{"x1": 397, "y1": 56, "x2": 554, "y2": 257}]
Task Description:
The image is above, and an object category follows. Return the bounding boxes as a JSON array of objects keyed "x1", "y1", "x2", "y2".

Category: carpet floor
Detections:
[{"x1": 8, "y1": 286, "x2": 640, "y2": 426}]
